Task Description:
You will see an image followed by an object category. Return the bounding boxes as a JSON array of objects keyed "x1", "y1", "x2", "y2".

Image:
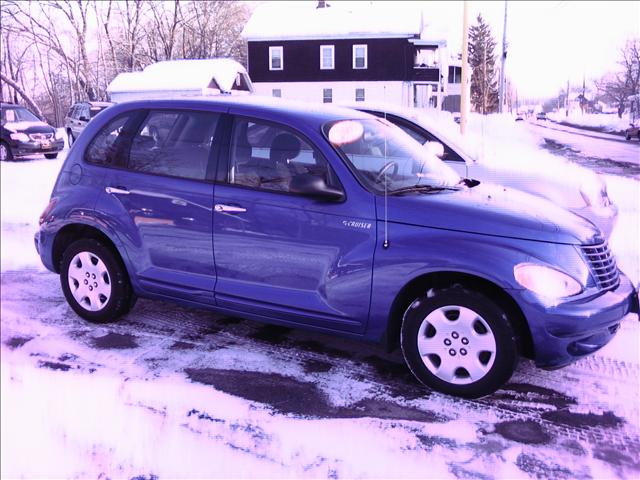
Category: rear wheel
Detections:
[
  {"x1": 45, "y1": 153, "x2": 58, "y2": 159},
  {"x1": 60, "y1": 238, "x2": 134, "y2": 323},
  {"x1": 0, "y1": 141, "x2": 13, "y2": 161},
  {"x1": 401, "y1": 287, "x2": 518, "y2": 398}
]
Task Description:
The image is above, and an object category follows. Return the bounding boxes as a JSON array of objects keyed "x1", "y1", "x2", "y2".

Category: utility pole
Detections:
[
  {"x1": 460, "y1": 1, "x2": 469, "y2": 134},
  {"x1": 498, "y1": 0, "x2": 508, "y2": 113}
]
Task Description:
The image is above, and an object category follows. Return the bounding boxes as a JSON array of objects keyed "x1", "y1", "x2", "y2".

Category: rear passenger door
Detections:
[{"x1": 100, "y1": 108, "x2": 222, "y2": 304}]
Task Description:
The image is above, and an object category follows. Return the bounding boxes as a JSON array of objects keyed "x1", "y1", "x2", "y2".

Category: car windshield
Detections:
[
  {"x1": 1, "y1": 107, "x2": 40, "y2": 124},
  {"x1": 90, "y1": 106, "x2": 108, "y2": 117},
  {"x1": 324, "y1": 118, "x2": 461, "y2": 193}
]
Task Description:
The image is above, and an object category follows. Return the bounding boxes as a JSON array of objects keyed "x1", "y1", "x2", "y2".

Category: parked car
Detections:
[
  {"x1": 624, "y1": 124, "x2": 639, "y2": 141},
  {"x1": 1, "y1": 102, "x2": 64, "y2": 161},
  {"x1": 345, "y1": 103, "x2": 618, "y2": 238},
  {"x1": 536, "y1": 112, "x2": 547, "y2": 121},
  {"x1": 35, "y1": 97, "x2": 638, "y2": 398},
  {"x1": 65, "y1": 101, "x2": 113, "y2": 146}
]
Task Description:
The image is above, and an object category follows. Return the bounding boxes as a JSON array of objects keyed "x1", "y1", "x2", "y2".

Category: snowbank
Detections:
[{"x1": 547, "y1": 111, "x2": 633, "y2": 133}]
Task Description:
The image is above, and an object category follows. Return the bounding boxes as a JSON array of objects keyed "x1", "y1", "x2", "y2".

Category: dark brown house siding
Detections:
[{"x1": 248, "y1": 38, "x2": 414, "y2": 82}]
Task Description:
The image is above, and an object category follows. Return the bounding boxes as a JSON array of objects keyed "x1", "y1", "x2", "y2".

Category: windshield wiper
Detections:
[
  {"x1": 459, "y1": 178, "x2": 481, "y2": 188},
  {"x1": 388, "y1": 184, "x2": 461, "y2": 196}
]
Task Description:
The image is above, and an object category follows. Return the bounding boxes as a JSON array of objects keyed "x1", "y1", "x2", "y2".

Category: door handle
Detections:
[
  {"x1": 105, "y1": 186, "x2": 130, "y2": 195},
  {"x1": 214, "y1": 204, "x2": 247, "y2": 214}
]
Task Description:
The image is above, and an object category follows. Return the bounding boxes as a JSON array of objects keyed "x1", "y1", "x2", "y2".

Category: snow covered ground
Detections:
[
  {"x1": 547, "y1": 111, "x2": 633, "y2": 134},
  {"x1": 1, "y1": 118, "x2": 639, "y2": 479}
]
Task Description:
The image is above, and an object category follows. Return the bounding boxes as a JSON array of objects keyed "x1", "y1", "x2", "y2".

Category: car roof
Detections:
[
  {"x1": 1, "y1": 103, "x2": 30, "y2": 109},
  {"x1": 105, "y1": 96, "x2": 372, "y2": 126},
  {"x1": 73, "y1": 101, "x2": 114, "y2": 107}
]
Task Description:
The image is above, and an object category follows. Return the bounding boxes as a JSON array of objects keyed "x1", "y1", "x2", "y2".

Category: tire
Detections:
[
  {"x1": 401, "y1": 287, "x2": 518, "y2": 398},
  {"x1": 67, "y1": 130, "x2": 74, "y2": 147},
  {"x1": 626, "y1": 133, "x2": 631, "y2": 141},
  {"x1": 60, "y1": 238, "x2": 134, "y2": 323},
  {"x1": 0, "y1": 141, "x2": 13, "y2": 161},
  {"x1": 45, "y1": 153, "x2": 58, "y2": 159}
]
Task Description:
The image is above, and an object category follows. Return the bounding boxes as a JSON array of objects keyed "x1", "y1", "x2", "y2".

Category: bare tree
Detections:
[{"x1": 596, "y1": 38, "x2": 640, "y2": 117}]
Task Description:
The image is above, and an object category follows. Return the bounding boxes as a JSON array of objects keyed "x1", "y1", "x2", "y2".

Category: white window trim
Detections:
[
  {"x1": 352, "y1": 44, "x2": 368, "y2": 69},
  {"x1": 269, "y1": 46, "x2": 283, "y2": 71},
  {"x1": 320, "y1": 45, "x2": 335, "y2": 70}
]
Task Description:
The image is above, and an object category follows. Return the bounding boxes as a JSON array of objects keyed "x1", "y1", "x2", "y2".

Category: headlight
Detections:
[
  {"x1": 10, "y1": 132, "x2": 29, "y2": 142},
  {"x1": 514, "y1": 263, "x2": 583, "y2": 300},
  {"x1": 579, "y1": 174, "x2": 611, "y2": 208}
]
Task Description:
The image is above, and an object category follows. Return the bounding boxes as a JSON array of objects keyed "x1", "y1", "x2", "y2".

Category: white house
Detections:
[{"x1": 242, "y1": 1, "x2": 453, "y2": 110}]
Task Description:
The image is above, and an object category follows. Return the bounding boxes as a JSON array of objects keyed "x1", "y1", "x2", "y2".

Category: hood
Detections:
[
  {"x1": 378, "y1": 183, "x2": 602, "y2": 245},
  {"x1": 3, "y1": 121, "x2": 54, "y2": 134}
]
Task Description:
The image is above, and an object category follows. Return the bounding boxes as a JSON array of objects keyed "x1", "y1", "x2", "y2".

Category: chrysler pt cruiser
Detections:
[{"x1": 35, "y1": 97, "x2": 638, "y2": 398}]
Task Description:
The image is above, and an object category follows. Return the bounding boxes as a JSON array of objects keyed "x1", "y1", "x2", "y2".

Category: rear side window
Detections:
[
  {"x1": 85, "y1": 114, "x2": 133, "y2": 166},
  {"x1": 127, "y1": 110, "x2": 220, "y2": 181}
]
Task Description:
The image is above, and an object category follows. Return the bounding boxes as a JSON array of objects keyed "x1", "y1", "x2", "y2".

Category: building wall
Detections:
[
  {"x1": 248, "y1": 38, "x2": 412, "y2": 83},
  {"x1": 253, "y1": 81, "x2": 411, "y2": 107}
]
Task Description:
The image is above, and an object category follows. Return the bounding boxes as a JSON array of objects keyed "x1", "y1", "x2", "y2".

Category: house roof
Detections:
[
  {"x1": 107, "y1": 59, "x2": 249, "y2": 95},
  {"x1": 242, "y1": 2, "x2": 427, "y2": 41}
]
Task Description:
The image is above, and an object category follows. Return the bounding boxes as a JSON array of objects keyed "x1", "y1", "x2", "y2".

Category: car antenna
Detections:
[{"x1": 383, "y1": 86, "x2": 390, "y2": 249}]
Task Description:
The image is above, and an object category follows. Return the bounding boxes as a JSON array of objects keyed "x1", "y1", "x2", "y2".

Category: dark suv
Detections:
[
  {"x1": 35, "y1": 97, "x2": 638, "y2": 398},
  {"x1": 1, "y1": 103, "x2": 64, "y2": 161},
  {"x1": 65, "y1": 101, "x2": 113, "y2": 146}
]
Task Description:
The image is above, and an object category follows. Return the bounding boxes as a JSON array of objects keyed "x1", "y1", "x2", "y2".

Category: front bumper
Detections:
[
  {"x1": 514, "y1": 271, "x2": 637, "y2": 369},
  {"x1": 11, "y1": 138, "x2": 64, "y2": 157}
]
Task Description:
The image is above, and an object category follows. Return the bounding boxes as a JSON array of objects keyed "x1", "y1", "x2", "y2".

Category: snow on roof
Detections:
[
  {"x1": 242, "y1": 2, "x2": 425, "y2": 41},
  {"x1": 107, "y1": 59, "x2": 249, "y2": 95}
]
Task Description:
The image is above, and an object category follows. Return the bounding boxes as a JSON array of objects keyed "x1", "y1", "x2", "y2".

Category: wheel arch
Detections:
[
  {"x1": 52, "y1": 223, "x2": 126, "y2": 275},
  {"x1": 383, "y1": 271, "x2": 534, "y2": 359}
]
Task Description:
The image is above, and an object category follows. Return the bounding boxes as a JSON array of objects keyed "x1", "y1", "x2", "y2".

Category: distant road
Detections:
[{"x1": 527, "y1": 120, "x2": 640, "y2": 178}]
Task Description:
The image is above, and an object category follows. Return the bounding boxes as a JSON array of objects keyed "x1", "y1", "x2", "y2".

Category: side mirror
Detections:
[
  {"x1": 424, "y1": 141, "x2": 445, "y2": 158},
  {"x1": 289, "y1": 174, "x2": 345, "y2": 201}
]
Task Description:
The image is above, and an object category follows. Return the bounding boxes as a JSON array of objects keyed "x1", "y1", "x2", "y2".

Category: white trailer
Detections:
[{"x1": 107, "y1": 58, "x2": 253, "y2": 103}]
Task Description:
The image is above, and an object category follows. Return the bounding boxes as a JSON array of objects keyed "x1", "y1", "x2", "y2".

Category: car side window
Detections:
[
  {"x1": 387, "y1": 115, "x2": 465, "y2": 163},
  {"x1": 228, "y1": 117, "x2": 337, "y2": 194},
  {"x1": 85, "y1": 114, "x2": 134, "y2": 166},
  {"x1": 127, "y1": 110, "x2": 219, "y2": 181}
]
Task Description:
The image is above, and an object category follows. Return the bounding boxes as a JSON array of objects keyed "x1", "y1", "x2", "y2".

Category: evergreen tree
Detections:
[{"x1": 469, "y1": 15, "x2": 499, "y2": 114}]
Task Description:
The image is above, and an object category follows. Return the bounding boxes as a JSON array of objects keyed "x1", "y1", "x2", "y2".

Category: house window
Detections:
[
  {"x1": 353, "y1": 44, "x2": 367, "y2": 69},
  {"x1": 320, "y1": 45, "x2": 334, "y2": 70},
  {"x1": 323, "y1": 88, "x2": 332, "y2": 103},
  {"x1": 355, "y1": 88, "x2": 365, "y2": 102},
  {"x1": 448, "y1": 66, "x2": 461, "y2": 84},
  {"x1": 269, "y1": 46, "x2": 283, "y2": 71},
  {"x1": 272, "y1": 89, "x2": 282, "y2": 98}
]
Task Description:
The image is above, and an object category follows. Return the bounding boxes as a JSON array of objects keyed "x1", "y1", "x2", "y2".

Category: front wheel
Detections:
[
  {"x1": 401, "y1": 287, "x2": 518, "y2": 398},
  {"x1": 0, "y1": 142, "x2": 13, "y2": 161},
  {"x1": 60, "y1": 238, "x2": 134, "y2": 323},
  {"x1": 67, "y1": 130, "x2": 74, "y2": 147}
]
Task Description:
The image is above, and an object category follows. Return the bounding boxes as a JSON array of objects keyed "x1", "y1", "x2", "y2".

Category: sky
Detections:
[{"x1": 250, "y1": 1, "x2": 640, "y2": 100}]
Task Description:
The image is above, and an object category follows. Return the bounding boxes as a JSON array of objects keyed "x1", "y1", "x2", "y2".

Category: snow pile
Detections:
[
  {"x1": 1, "y1": 157, "x2": 64, "y2": 272},
  {"x1": 548, "y1": 111, "x2": 633, "y2": 133},
  {"x1": 242, "y1": 1, "x2": 426, "y2": 41}
]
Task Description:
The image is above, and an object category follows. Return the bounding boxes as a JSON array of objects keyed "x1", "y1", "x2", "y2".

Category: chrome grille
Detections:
[
  {"x1": 581, "y1": 242, "x2": 619, "y2": 290},
  {"x1": 29, "y1": 133, "x2": 54, "y2": 141}
]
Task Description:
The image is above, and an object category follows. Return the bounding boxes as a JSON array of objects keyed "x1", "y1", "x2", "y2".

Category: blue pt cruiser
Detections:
[{"x1": 35, "y1": 98, "x2": 638, "y2": 398}]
